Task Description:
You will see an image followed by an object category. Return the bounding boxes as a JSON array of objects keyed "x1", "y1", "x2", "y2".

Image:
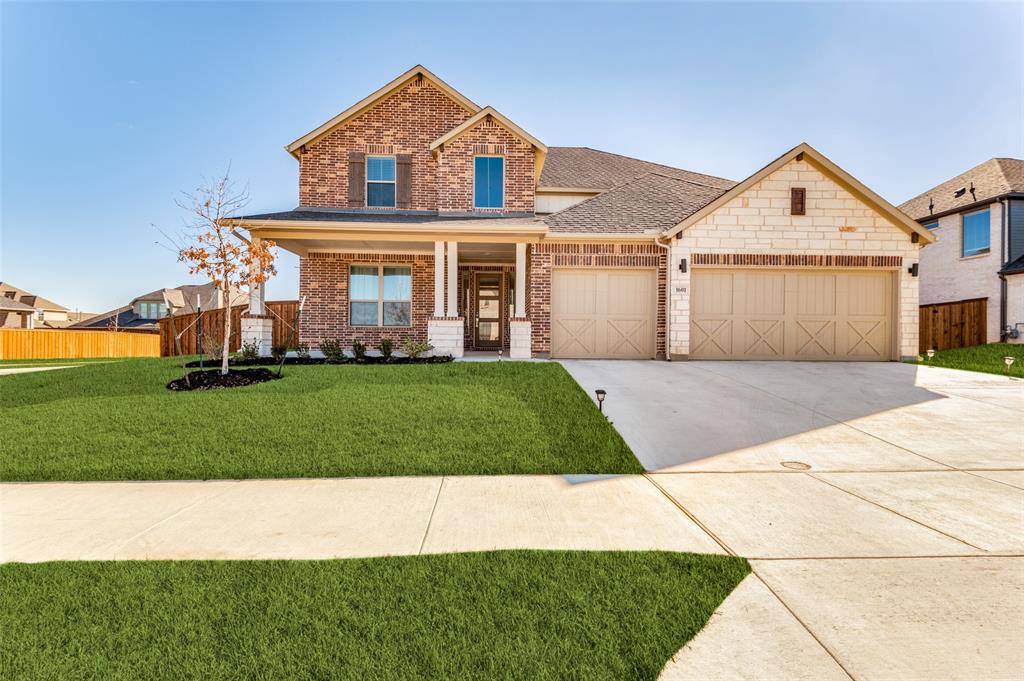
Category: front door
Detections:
[{"x1": 475, "y1": 274, "x2": 504, "y2": 349}]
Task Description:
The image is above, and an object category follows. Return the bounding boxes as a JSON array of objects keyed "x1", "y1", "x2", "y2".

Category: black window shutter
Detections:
[
  {"x1": 396, "y1": 154, "x2": 412, "y2": 209},
  {"x1": 791, "y1": 187, "x2": 806, "y2": 216},
  {"x1": 348, "y1": 151, "x2": 366, "y2": 207}
]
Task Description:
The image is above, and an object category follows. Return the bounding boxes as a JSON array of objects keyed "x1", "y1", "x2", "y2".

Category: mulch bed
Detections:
[
  {"x1": 167, "y1": 368, "x2": 279, "y2": 392},
  {"x1": 184, "y1": 356, "x2": 453, "y2": 368}
]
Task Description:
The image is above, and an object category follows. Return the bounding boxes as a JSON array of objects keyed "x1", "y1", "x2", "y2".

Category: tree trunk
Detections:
[{"x1": 221, "y1": 285, "x2": 231, "y2": 375}]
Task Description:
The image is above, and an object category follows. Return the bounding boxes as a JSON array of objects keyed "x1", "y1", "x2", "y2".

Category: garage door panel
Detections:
[
  {"x1": 692, "y1": 269, "x2": 894, "y2": 361},
  {"x1": 551, "y1": 269, "x2": 656, "y2": 359}
]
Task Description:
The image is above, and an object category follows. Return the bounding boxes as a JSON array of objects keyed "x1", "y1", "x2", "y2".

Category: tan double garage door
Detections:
[
  {"x1": 690, "y1": 268, "x2": 896, "y2": 360},
  {"x1": 551, "y1": 268, "x2": 657, "y2": 359}
]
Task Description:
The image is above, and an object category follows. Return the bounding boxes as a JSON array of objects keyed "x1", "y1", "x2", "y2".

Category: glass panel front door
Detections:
[{"x1": 475, "y1": 275, "x2": 503, "y2": 349}]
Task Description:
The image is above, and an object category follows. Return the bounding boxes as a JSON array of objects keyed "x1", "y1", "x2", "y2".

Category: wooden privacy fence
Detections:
[
  {"x1": 0, "y1": 328, "x2": 160, "y2": 360},
  {"x1": 919, "y1": 298, "x2": 987, "y2": 353},
  {"x1": 159, "y1": 300, "x2": 299, "y2": 357}
]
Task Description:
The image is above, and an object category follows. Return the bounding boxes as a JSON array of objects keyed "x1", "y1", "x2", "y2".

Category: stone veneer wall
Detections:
[
  {"x1": 298, "y1": 252, "x2": 435, "y2": 350},
  {"x1": 528, "y1": 242, "x2": 667, "y2": 356},
  {"x1": 669, "y1": 157, "x2": 922, "y2": 358}
]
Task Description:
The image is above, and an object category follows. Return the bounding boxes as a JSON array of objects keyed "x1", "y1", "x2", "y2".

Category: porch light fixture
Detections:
[
  {"x1": 1004, "y1": 356, "x2": 1015, "y2": 376},
  {"x1": 908, "y1": 263, "x2": 919, "y2": 277},
  {"x1": 678, "y1": 259, "x2": 688, "y2": 273},
  {"x1": 594, "y1": 389, "x2": 607, "y2": 413}
]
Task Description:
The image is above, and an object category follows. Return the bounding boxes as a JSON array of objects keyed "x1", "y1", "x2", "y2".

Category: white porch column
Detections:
[
  {"x1": 510, "y1": 242, "x2": 532, "y2": 359},
  {"x1": 514, "y1": 242, "x2": 527, "y2": 318},
  {"x1": 446, "y1": 241, "x2": 458, "y2": 317},
  {"x1": 248, "y1": 236, "x2": 266, "y2": 315},
  {"x1": 427, "y1": 240, "x2": 464, "y2": 358},
  {"x1": 433, "y1": 241, "x2": 445, "y2": 318}
]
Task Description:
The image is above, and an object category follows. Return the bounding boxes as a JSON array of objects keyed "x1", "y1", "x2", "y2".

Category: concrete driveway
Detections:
[{"x1": 562, "y1": 360, "x2": 1024, "y2": 680}]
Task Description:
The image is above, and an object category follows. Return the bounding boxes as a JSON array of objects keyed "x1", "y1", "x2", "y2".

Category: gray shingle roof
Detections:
[
  {"x1": 544, "y1": 172, "x2": 729, "y2": 234},
  {"x1": 899, "y1": 158, "x2": 1024, "y2": 221},
  {"x1": 539, "y1": 147, "x2": 735, "y2": 191}
]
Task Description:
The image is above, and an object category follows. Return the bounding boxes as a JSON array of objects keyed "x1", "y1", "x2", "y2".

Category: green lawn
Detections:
[
  {"x1": 911, "y1": 343, "x2": 1024, "y2": 378},
  {"x1": 0, "y1": 550, "x2": 749, "y2": 680},
  {"x1": 0, "y1": 358, "x2": 641, "y2": 481}
]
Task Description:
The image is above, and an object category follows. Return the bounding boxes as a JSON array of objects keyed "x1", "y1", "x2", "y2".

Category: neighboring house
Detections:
[
  {"x1": 228, "y1": 65, "x2": 931, "y2": 360},
  {"x1": 899, "y1": 158, "x2": 1024, "y2": 344},
  {"x1": 0, "y1": 282, "x2": 92, "y2": 329},
  {"x1": 74, "y1": 282, "x2": 243, "y2": 332}
]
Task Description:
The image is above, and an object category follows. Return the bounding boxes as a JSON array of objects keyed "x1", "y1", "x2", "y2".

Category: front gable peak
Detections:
[{"x1": 285, "y1": 65, "x2": 480, "y2": 158}]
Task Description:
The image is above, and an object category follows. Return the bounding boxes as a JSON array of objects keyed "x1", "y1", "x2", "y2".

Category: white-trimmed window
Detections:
[
  {"x1": 349, "y1": 265, "x2": 412, "y2": 327},
  {"x1": 366, "y1": 156, "x2": 396, "y2": 208},
  {"x1": 474, "y1": 156, "x2": 504, "y2": 209}
]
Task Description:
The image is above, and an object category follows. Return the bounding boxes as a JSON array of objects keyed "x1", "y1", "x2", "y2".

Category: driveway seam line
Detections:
[
  {"x1": 929, "y1": 387, "x2": 1023, "y2": 413},
  {"x1": 417, "y1": 475, "x2": 445, "y2": 555},
  {"x1": 805, "y1": 473, "x2": 987, "y2": 552},
  {"x1": 750, "y1": 553, "x2": 1024, "y2": 560},
  {"x1": 682, "y1": 363, "x2": 959, "y2": 471},
  {"x1": 110, "y1": 482, "x2": 242, "y2": 556},
  {"x1": 643, "y1": 474, "x2": 737, "y2": 557},
  {"x1": 750, "y1": 567, "x2": 858, "y2": 681},
  {"x1": 960, "y1": 470, "x2": 1024, "y2": 491}
]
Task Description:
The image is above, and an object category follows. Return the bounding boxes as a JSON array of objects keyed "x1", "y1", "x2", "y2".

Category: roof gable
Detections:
[
  {"x1": 899, "y1": 157, "x2": 1024, "y2": 221},
  {"x1": 429, "y1": 106, "x2": 546, "y2": 154},
  {"x1": 661, "y1": 143, "x2": 934, "y2": 243},
  {"x1": 285, "y1": 65, "x2": 480, "y2": 158}
]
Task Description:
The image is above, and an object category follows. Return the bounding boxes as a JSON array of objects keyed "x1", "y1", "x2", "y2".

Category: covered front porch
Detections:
[{"x1": 235, "y1": 215, "x2": 544, "y2": 358}]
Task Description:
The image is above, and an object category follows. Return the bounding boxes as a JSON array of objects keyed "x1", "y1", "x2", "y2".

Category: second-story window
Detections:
[
  {"x1": 962, "y1": 208, "x2": 990, "y2": 257},
  {"x1": 366, "y1": 156, "x2": 396, "y2": 208},
  {"x1": 474, "y1": 156, "x2": 504, "y2": 209}
]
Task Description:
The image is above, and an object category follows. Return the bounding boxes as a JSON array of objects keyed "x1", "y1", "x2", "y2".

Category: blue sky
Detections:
[{"x1": 2, "y1": 1, "x2": 1021, "y2": 313}]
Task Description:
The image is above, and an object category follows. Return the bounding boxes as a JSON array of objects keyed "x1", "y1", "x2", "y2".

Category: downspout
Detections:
[
  {"x1": 654, "y1": 237, "x2": 672, "y2": 361},
  {"x1": 999, "y1": 198, "x2": 1009, "y2": 342}
]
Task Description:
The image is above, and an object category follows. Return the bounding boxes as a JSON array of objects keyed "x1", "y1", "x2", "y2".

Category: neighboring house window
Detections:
[
  {"x1": 474, "y1": 156, "x2": 504, "y2": 209},
  {"x1": 924, "y1": 221, "x2": 938, "y2": 230},
  {"x1": 36, "y1": 309, "x2": 45, "y2": 320},
  {"x1": 139, "y1": 302, "x2": 167, "y2": 319},
  {"x1": 962, "y1": 209, "x2": 990, "y2": 257},
  {"x1": 366, "y1": 156, "x2": 396, "y2": 208},
  {"x1": 349, "y1": 265, "x2": 412, "y2": 327}
]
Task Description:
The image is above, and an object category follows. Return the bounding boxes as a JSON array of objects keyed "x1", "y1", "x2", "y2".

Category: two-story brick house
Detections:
[{"x1": 230, "y1": 65, "x2": 933, "y2": 360}]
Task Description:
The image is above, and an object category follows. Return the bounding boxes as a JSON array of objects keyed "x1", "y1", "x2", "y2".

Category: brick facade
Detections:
[
  {"x1": 298, "y1": 78, "x2": 534, "y2": 214},
  {"x1": 528, "y1": 242, "x2": 668, "y2": 356},
  {"x1": 298, "y1": 252, "x2": 436, "y2": 350},
  {"x1": 299, "y1": 77, "x2": 473, "y2": 210},
  {"x1": 669, "y1": 157, "x2": 922, "y2": 358},
  {"x1": 436, "y1": 118, "x2": 536, "y2": 213}
]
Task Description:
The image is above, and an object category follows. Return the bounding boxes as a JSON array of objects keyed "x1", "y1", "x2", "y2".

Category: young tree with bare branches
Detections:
[{"x1": 177, "y1": 171, "x2": 276, "y2": 375}]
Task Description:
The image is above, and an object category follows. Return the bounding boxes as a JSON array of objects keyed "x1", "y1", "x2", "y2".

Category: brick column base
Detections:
[
  {"x1": 241, "y1": 314, "x2": 274, "y2": 357},
  {"x1": 509, "y1": 319, "x2": 532, "y2": 359},
  {"x1": 428, "y1": 318, "x2": 464, "y2": 358}
]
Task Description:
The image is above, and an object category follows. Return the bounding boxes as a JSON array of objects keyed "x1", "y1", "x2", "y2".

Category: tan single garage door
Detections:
[
  {"x1": 690, "y1": 269, "x2": 895, "y2": 360},
  {"x1": 551, "y1": 269, "x2": 657, "y2": 359}
]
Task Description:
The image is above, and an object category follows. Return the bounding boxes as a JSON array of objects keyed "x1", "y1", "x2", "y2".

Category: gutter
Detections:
[
  {"x1": 913, "y1": 192, "x2": 1024, "y2": 224},
  {"x1": 999, "y1": 198, "x2": 1009, "y2": 342}
]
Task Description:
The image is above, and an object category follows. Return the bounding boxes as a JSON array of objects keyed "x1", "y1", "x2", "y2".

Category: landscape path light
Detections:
[
  {"x1": 1004, "y1": 356, "x2": 1015, "y2": 376},
  {"x1": 595, "y1": 389, "x2": 607, "y2": 413}
]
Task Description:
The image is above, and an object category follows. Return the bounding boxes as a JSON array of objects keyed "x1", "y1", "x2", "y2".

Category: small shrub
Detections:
[
  {"x1": 296, "y1": 343, "x2": 310, "y2": 359},
  {"x1": 379, "y1": 338, "x2": 394, "y2": 360},
  {"x1": 203, "y1": 336, "x2": 225, "y2": 359},
  {"x1": 239, "y1": 339, "x2": 260, "y2": 361},
  {"x1": 319, "y1": 339, "x2": 346, "y2": 363},
  {"x1": 352, "y1": 340, "x2": 368, "y2": 360},
  {"x1": 271, "y1": 344, "x2": 288, "y2": 362},
  {"x1": 401, "y1": 339, "x2": 433, "y2": 359}
]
